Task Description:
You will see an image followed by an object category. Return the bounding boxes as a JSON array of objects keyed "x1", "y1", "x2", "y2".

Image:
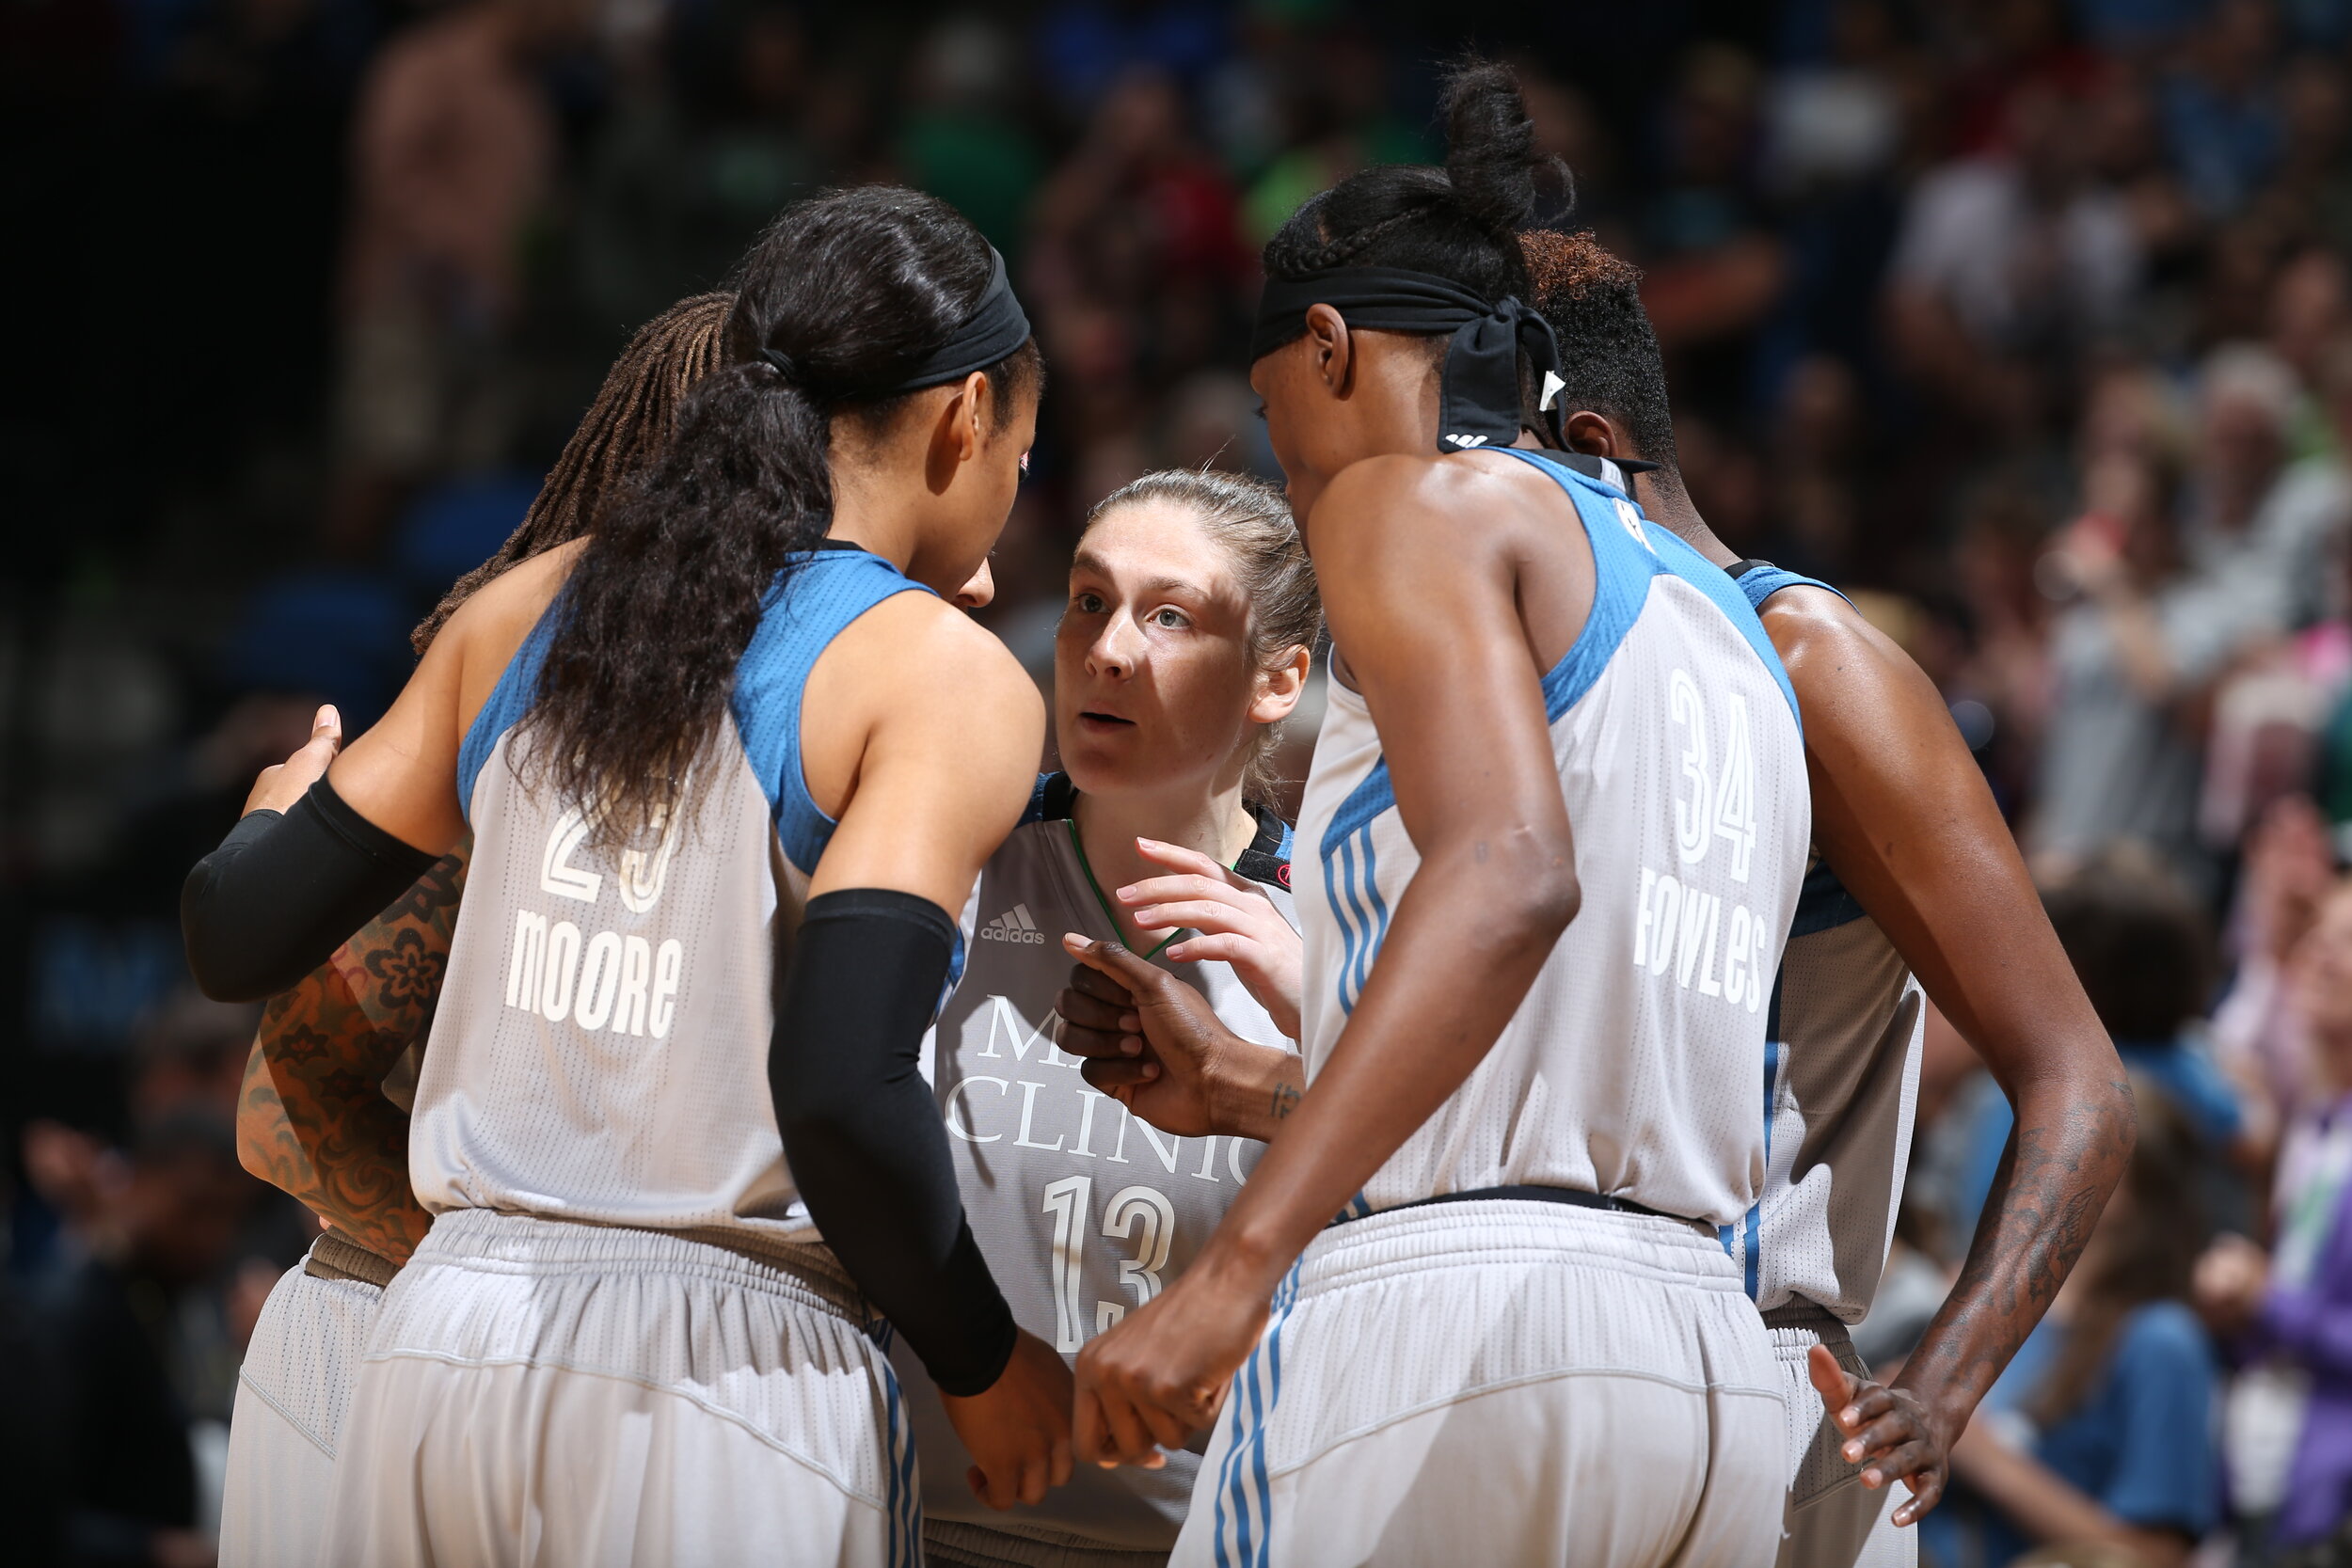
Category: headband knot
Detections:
[{"x1": 1251, "y1": 266, "x2": 1563, "y2": 451}]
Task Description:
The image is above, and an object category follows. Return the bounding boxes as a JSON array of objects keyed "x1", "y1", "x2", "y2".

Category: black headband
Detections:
[
  {"x1": 884, "y1": 246, "x2": 1033, "y2": 393},
  {"x1": 1251, "y1": 266, "x2": 1565, "y2": 451},
  {"x1": 759, "y1": 246, "x2": 1033, "y2": 401}
]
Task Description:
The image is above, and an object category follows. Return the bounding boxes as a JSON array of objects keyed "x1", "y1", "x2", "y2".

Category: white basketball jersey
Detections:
[
  {"x1": 408, "y1": 546, "x2": 943, "y2": 1252},
  {"x1": 1731, "y1": 564, "x2": 1926, "y2": 1321},
  {"x1": 1295, "y1": 451, "x2": 1810, "y2": 1228},
  {"x1": 897, "y1": 775, "x2": 1299, "y2": 1552}
]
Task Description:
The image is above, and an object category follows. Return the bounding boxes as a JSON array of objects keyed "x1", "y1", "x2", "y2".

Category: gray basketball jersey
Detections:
[
  {"x1": 1729, "y1": 564, "x2": 1925, "y2": 1322},
  {"x1": 896, "y1": 775, "x2": 1298, "y2": 1553},
  {"x1": 408, "y1": 546, "x2": 943, "y2": 1255},
  {"x1": 1295, "y1": 451, "x2": 1811, "y2": 1227}
]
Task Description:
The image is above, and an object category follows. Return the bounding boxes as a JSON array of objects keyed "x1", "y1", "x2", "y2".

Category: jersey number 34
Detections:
[{"x1": 1668, "y1": 668, "x2": 1758, "y2": 885}]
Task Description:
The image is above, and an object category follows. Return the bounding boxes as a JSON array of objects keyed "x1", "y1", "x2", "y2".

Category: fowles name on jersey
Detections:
[{"x1": 980, "y1": 904, "x2": 1047, "y2": 944}]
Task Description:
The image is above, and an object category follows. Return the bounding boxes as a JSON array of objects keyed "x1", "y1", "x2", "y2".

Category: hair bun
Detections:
[{"x1": 1439, "y1": 58, "x2": 1551, "y2": 238}]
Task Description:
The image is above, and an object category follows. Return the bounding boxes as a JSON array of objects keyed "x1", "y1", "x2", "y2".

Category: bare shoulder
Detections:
[
  {"x1": 439, "y1": 541, "x2": 586, "y2": 657},
  {"x1": 805, "y1": 588, "x2": 1043, "y2": 821},
  {"x1": 844, "y1": 590, "x2": 1040, "y2": 724},
  {"x1": 1311, "y1": 451, "x2": 1562, "y2": 585},
  {"x1": 1757, "y1": 585, "x2": 1952, "y2": 748},
  {"x1": 1316, "y1": 451, "x2": 1556, "y2": 531}
]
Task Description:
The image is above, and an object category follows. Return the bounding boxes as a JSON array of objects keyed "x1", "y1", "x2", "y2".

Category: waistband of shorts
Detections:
[
  {"x1": 1296, "y1": 1196, "x2": 1743, "y2": 1295},
  {"x1": 1760, "y1": 1298, "x2": 1855, "y2": 1350},
  {"x1": 921, "y1": 1518, "x2": 1173, "y2": 1568},
  {"x1": 304, "y1": 1231, "x2": 400, "y2": 1290},
  {"x1": 1330, "y1": 1182, "x2": 1689, "y2": 1227},
  {"x1": 415, "y1": 1208, "x2": 872, "y2": 1322}
]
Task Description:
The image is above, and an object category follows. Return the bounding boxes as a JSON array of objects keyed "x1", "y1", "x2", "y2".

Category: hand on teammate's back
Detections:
[
  {"x1": 1805, "y1": 1343, "x2": 1947, "y2": 1527},
  {"x1": 1117, "y1": 838, "x2": 1303, "y2": 1038},
  {"x1": 938, "y1": 1328, "x2": 1077, "y2": 1509},
  {"x1": 1054, "y1": 935, "x2": 1303, "y2": 1142},
  {"x1": 243, "y1": 704, "x2": 342, "y2": 816}
]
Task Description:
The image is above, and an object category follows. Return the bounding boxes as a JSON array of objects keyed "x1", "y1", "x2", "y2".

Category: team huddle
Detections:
[{"x1": 180, "y1": 60, "x2": 2134, "y2": 1568}]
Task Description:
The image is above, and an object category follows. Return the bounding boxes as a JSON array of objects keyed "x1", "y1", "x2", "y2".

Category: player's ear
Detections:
[
  {"x1": 1305, "y1": 304, "x2": 1352, "y2": 398},
  {"x1": 1564, "y1": 410, "x2": 1618, "y2": 460},
  {"x1": 1249, "y1": 644, "x2": 1311, "y2": 725}
]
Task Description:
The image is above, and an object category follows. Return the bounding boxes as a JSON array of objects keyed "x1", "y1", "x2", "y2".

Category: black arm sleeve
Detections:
[
  {"x1": 181, "y1": 778, "x2": 440, "y2": 1003},
  {"x1": 771, "y1": 888, "x2": 1018, "y2": 1397}
]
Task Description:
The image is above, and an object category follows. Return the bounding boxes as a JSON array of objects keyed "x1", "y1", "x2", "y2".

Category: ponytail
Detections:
[{"x1": 523, "y1": 187, "x2": 1040, "y2": 847}]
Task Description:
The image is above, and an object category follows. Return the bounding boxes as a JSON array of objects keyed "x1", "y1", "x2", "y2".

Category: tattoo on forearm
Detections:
[
  {"x1": 1897, "y1": 1072, "x2": 2135, "y2": 1422},
  {"x1": 1270, "y1": 1082, "x2": 1301, "y2": 1120},
  {"x1": 236, "y1": 848, "x2": 468, "y2": 1266}
]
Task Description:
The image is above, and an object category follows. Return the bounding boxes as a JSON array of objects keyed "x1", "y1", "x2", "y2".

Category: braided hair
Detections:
[
  {"x1": 1263, "y1": 58, "x2": 1560, "y2": 340},
  {"x1": 409, "y1": 293, "x2": 734, "y2": 655}
]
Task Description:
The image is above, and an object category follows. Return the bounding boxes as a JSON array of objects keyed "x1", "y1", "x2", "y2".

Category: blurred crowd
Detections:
[{"x1": 27, "y1": 0, "x2": 2352, "y2": 1562}]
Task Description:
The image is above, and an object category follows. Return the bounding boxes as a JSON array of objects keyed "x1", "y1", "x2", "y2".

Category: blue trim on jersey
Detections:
[
  {"x1": 1487, "y1": 449, "x2": 1802, "y2": 737},
  {"x1": 731, "y1": 549, "x2": 935, "y2": 877},
  {"x1": 1019, "y1": 772, "x2": 1055, "y2": 826},
  {"x1": 934, "y1": 929, "x2": 968, "y2": 1025},
  {"x1": 454, "y1": 594, "x2": 568, "y2": 825},
  {"x1": 1790, "y1": 857, "x2": 1869, "y2": 937},
  {"x1": 1734, "y1": 563, "x2": 1851, "y2": 616},
  {"x1": 1737, "y1": 970, "x2": 1789, "y2": 1299},
  {"x1": 866, "y1": 1322, "x2": 921, "y2": 1568},
  {"x1": 1321, "y1": 763, "x2": 1398, "y2": 1015},
  {"x1": 1212, "y1": 1259, "x2": 1301, "y2": 1568}
]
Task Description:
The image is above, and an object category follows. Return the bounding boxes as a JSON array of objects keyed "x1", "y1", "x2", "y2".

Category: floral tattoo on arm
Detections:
[{"x1": 236, "y1": 844, "x2": 469, "y2": 1265}]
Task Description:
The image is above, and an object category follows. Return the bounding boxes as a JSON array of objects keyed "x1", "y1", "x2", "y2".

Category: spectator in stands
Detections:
[
  {"x1": 1886, "y1": 79, "x2": 2140, "y2": 441},
  {"x1": 2200, "y1": 872, "x2": 2352, "y2": 1561},
  {"x1": 47, "y1": 1113, "x2": 254, "y2": 1568},
  {"x1": 330, "y1": 0, "x2": 589, "y2": 537},
  {"x1": 2029, "y1": 450, "x2": 2211, "y2": 879},
  {"x1": 2159, "y1": 0, "x2": 2285, "y2": 218},
  {"x1": 2178, "y1": 344, "x2": 2344, "y2": 652},
  {"x1": 1926, "y1": 1085, "x2": 2221, "y2": 1568},
  {"x1": 1951, "y1": 847, "x2": 2246, "y2": 1244}
]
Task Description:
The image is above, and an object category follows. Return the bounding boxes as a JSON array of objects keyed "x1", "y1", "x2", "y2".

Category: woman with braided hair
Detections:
[
  {"x1": 1052, "y1": 60, "x2": 1807, "y2": 1564},
  {"x1": 217, "y1": 289, "x2": 737, "y2": 1568},
  {"x1": 186, "y1": 186, "x2": 1070, "y2": 1564}
]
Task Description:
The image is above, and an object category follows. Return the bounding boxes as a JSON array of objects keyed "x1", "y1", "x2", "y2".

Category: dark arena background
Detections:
[{"x1": 8, "y1": 1, "x2": 2352, "y2": 1563}]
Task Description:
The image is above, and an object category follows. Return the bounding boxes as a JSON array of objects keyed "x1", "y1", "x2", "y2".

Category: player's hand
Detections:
[
  {"x1": 1808, "y1": 1343, "x2": 1948, "y2": 1527},
  {"x1": 1055, "y1": 935, "x2": 1301, "y2": 1141},
  {"x1": 1075, "y1": 1254, "x2": 1266, "y2": 1467},
  {"x1": 243, "y1": 705, "x2": 342, "y2": 816},
  {"x1": 1118, "y1": 838, "x2": 1302, "y2": 1039},
  {"x1": 938, "y1": 1329, "x2": 1075, "y2": 1509}
]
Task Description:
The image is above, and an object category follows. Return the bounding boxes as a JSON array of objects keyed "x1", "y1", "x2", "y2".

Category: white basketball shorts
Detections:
[
  {"x1": 1170, "y1": 1198, "x2": 1787, "y2": 1568},
  {"x1": 324, "y1": 1209, "x2": 920, "y2": 1567},
  {"x1": 220, "y1": 1237, "x2": 391, "y2": 1568},
  {"x1": 1766, "y1": 1304, "x2": 1914, "y2": 1568}
]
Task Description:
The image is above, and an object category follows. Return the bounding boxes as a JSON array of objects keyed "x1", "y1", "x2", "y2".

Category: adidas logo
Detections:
[
  {"x1": 980, "y1": 904, "x2": 1047, "y2": 944},
  {"x1": 1442, "y1": 433, "x2": 1489, "y2": 449}
]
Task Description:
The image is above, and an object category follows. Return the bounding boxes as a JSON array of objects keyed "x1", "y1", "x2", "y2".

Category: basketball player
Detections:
[
  {"x1": 1522, "y1": 232, "x2": 2135, "y2": 1565},
  {"x1": 219, "y1": 291, "x2": 732, "y2": 1568},
  {"x1": 185, "y1": 187, "x2": 1070, "y2": 1564},
  {"x1": 910, "y1": 469, "x2": 1318, "y2": 1568},
  {"x1": 1063, "y1": 63, "x2": 1808, "y2": 1565}
]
